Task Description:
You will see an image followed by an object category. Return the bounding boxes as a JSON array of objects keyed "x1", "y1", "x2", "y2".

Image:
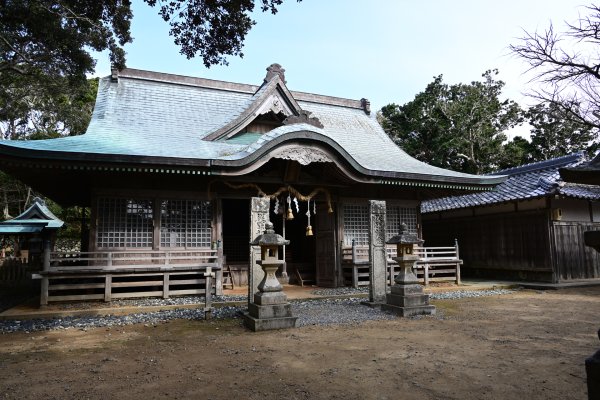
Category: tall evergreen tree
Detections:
[
  {"x1": 526, "y1": 102, "x2": 598, "y2": 160},
  {"x1": 379, "y1": 70, "x2": 523, "y2": 174}
]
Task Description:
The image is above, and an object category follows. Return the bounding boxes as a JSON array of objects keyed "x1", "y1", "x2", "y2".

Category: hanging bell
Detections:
[
  {"x1": 327, "y1": 204, "x2": 334, "y2": 213},
  {"x1": 286, "y1": 207, "x2": 294, "y2": 220},
  {"x1": 306, "y1": 225, "x2": 314, "y2": 236}
]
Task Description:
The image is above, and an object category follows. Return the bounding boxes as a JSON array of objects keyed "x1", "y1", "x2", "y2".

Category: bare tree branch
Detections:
[{"x1": 511, "y1": 5, "x2": 600, "y2": 133}]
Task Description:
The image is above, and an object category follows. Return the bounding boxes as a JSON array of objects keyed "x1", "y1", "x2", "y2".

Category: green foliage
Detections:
[
  {"x1": 44, "y1": 198, "x2": 89, "y2": 242},
  {"x1": 0, "y1": 171, "x2": 31, "y2": 220},
  {"x1": 526, "y1": 102, "x2": 598, "y2": 160},
  {"x1": 380, "y1": 70, "x2": 523, "y2": 174},
  {"x1": 1, "y1": 1, "x2": 298, "y2": 137},
  {"x1": 498, "y1": 136, "x2": 533, "y2": 170},
  {"x1": 1, "y1": 78, "x2": 99, "y2": 140},
  {"x1": 145, "y1": 0, "x2": 296, "y2": 67},
  {"x1": 1, "y1": 1, "x2": 131, "y2": 138}
]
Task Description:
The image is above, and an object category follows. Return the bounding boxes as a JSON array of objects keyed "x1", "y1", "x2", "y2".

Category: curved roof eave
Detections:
[
  {"x1": 211, "y1": 130, "x2": 506, "y2": 186},
  {"x1": 0, "y1": 142, "x2": 212, "y2": 167},
  {"x1": 0, "y1": 131, "x2": 505, "y2": 187}
]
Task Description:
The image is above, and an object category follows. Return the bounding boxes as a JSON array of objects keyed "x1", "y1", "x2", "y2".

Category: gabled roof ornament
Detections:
[
  {"x1": 361, "y1": 98, "x2": 371, "y2": 115},
  {"x1": 110, "y1": 66, "x2": 119, "y2": 82},
  {"x1": 264, "y1": 63, "x2": 286, "y2": 84},
  {"x1": 283, "y1": 110, "x2": 324, "y2": 129}
]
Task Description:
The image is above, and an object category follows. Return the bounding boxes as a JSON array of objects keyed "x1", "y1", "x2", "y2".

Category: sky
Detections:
[{"x1": 93, "y1": 0, "x2": 588, "y2": 138}]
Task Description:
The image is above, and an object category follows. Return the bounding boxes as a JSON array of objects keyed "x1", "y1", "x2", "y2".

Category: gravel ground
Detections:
[{"x1": 0, "y1": 288, "x2": 515, "y2": 334}]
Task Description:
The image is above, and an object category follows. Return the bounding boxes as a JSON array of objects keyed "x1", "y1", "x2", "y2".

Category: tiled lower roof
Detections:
[{"x1": 422, "y1": 153, "x2": 600, "y2": 213}]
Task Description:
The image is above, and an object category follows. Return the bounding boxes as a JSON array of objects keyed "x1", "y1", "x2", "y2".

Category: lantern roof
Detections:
[
  {"x1": 386, "y1": 223, "x2": 424, "y2": 246},
  {"x1": 250, "y1": 221, "x2": 290, "y2": 246}
]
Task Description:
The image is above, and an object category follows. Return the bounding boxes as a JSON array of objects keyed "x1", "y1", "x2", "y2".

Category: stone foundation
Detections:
[
  {"x1": 243, "y1": 285, "x2": 297, "y2": 331},
  {"x1": 382, "y1": 283, "x2": 436, "y2": 317}
]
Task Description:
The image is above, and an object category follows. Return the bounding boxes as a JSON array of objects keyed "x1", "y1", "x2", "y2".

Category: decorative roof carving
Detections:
[
  {"x1": 361, "y1": 98, "x2": 371, "y2": 115},
  {"x1": 254, "y1": 93, "x2": 292, "y2": 117},
  {"x1": 264, "y1": 63, "x2": 286, "y2": 84},
  {"x1": 283, "y1": 110, "x2": 324, "y2": 129},
  {"x1": 273, "y1": 147, "x2": 333, "y2": 166}
]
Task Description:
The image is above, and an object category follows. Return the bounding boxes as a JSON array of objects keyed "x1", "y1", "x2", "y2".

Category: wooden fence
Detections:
[
  {"x1": 32, "y1": 249, "x2": 222, "y2": 306},
  {"x1": 0, "y1": 258, "x2": 30, "y2": 285},
  {"x1": 341, "y1": 241, "x2": 462, "y2": 288}
]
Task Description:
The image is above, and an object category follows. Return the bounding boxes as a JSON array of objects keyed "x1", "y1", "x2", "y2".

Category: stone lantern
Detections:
[
  {"x1": 381, "y1": 223, "x2": 435, "y2": 317},
  {"x1": 243, "y1": 221, "x2": 297, "y2": 331}
]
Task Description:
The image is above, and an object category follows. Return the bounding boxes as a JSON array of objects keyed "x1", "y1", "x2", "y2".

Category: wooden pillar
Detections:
[
  {"x1": 368, "y1": 200, "x2": 387, "y2": 303},
  {"x1": 104, "y1": 275, "x2": 112, "y2": 302},
  {"x1": 42, "y1": 238, "x2": 50, "y2": 272},
  {"x1": 204, "y1": 267, "x2": 214, "y2": 320},
  {"x1": 40, "y1": 278, "x2": 49, "y2": 306},
  {"x1": 163, "y1": 273, "x2": 170, "y2": 299},
  {"x1": 216, "y1": 243, "x2": 223, "y2": 295},
  {"x1": 40, "y1": 238, "x2": 51, "y2": 306},
  {"x1": 281, "y1": 212, "x2": 288, "y2": 282},
  {"x1": 249, "y1": 197, "x2": 269, "y2": 307}
]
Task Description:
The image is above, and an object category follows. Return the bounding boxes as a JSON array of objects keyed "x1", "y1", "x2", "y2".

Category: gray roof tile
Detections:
[
  {"x1": 422, "y1": 152, "x2": 600, "y2": 213},
  {"x1": 1, "y1": 68, "x2": 502, "y2": 185}
]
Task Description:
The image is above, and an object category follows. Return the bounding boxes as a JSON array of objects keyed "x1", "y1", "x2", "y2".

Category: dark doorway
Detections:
[
  {"x1": 271, "y1": 201, "x2": 317, "y2": 285},
  {"x1": 222, "y1": 198, "x2": 250, "y2": 265}
]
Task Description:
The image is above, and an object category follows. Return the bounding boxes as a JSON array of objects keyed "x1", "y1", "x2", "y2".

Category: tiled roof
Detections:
[
  {"x1": 422, "y1": 153, "x2": 600, "y2": 213},
  {"x1": 560, "y1": 151, "x2": 600, "y2": 184},
  {"x1": 0, "y1": 197, "x2": 63, "y2": 230},
  {"x1": 0, "y1": 67, "x2": 503, "y2": 186}
]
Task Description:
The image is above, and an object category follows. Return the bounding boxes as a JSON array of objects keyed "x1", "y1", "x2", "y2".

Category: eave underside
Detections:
[{"x1": 0, "y1": 153, "x2": 496, "y2": 207}]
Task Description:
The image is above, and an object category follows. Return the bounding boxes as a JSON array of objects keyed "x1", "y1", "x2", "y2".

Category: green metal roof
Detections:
[
  {"x1": 0, "y1": 225, "x2": 45, "y2": 234},
  {"x1": 0, "y1": 197, "x2": 63, "y2": 234},
  {"x1": 225, "y1": 132, "x2": 263, "y2": 145}
]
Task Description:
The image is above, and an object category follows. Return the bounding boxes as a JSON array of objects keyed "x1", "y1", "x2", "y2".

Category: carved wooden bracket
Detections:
[
  {"x1": 273, "y1": 147, "x2": 333, "y2": 165},
  {"x1": 283, "y1": 110, "x2": 324, "y2": 129}
]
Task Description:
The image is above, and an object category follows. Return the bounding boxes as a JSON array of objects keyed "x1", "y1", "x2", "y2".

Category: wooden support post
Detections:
[
  {"x1": 163, "y1": 273, "x2": 170, "y2": 299},
  {"x1": 352, "y1": 265, "x2": 359, "y2": 288},
  {"x1": 216, "y1": 244, "x2": 223, "y2": 295},
  {"x1": 42, "y1": 239, "x2": 50, "y2": 272},
  {"x1": 107, "y1": 252, "x2": 113, "y2": 269},
  {"x1": 104, "y1": 275, "x2": 112, "y2": 302},
  {"x1": 40, "y1": 277, "x2": 49, "y2": 306},
  {"x1": 204, "y1": 267, "x2": 214, "y2": 320},
  {"x1": 454, "y1": 239, "x2": 461, "y2": 285}
]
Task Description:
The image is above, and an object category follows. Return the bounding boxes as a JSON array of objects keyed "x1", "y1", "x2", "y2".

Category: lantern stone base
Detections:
[
  {"x1": 382, "y1": 283, "x2": 436, "y2": 317},
  {"x1": 243, "y1": 292, "x2": 297, "y2": 331},
  {"x1": 242, "y1": 312, "x2": 298, "y2": 331}
]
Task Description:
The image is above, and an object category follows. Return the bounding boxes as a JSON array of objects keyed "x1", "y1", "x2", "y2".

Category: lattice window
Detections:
[
  {"x1": 343, "y1": 204, "x2": 369, "y2": 245},
  {"x1": 160, "y1": 200, "x2": 212, "y2": 248},
  {"x1": 97, "y1": 198, "x2": 153, "y2": 248},
  {"x1": 386, "y1": 206, "x2": 418, "y2": 240}
]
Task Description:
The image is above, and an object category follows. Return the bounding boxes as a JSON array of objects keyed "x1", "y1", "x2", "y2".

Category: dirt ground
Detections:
[{"x1": 0, "y1": 287, "x2": 599, "y2": 400}]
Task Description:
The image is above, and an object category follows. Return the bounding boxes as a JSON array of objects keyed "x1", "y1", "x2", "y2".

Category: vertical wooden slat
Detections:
[
  {"x1": 40, "y1": 277, "x2": 49, "y2": 306},
  {"x1": 163, "y1": 272, "x2": 170, "y2": 299},
  {"x1": 204, "y1": 267, "x2": 213, "y2": 320},
  {"x1": 104, "y1": 275, "x2": 112, "y2": 302}
]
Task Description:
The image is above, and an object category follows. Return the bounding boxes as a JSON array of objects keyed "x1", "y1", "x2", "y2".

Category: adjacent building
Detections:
[{"x1": 422, "y1": 153, "x2": 600, "y2": 283}]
